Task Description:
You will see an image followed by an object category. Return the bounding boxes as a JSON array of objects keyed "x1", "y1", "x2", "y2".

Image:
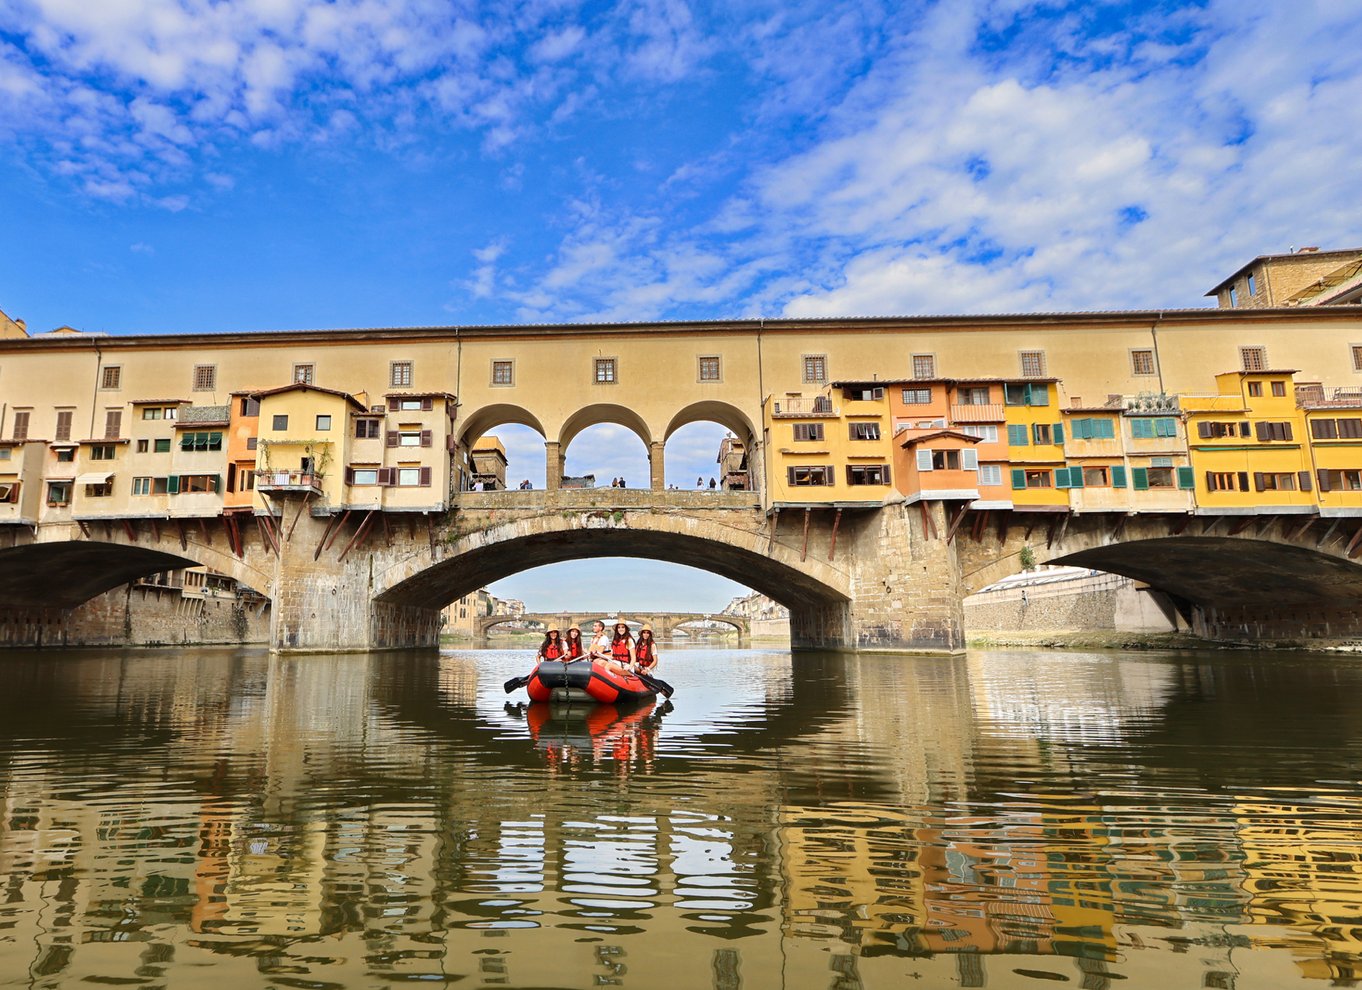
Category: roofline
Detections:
[
  {"x1": 8, "y1": 306, "x2": 1362, "y2": 352},
  {"x1": 1205, "y1": 249, "x2": 1362, "y2": 296}
]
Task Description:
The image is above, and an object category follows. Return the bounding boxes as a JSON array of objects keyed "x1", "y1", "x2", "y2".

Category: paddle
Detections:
[
  {"x1": 635, "y1": 670, "x2": 675, "y2": 698},
  {"x1": 504, "y1": 673, "x2": 531, "y2": 693}
]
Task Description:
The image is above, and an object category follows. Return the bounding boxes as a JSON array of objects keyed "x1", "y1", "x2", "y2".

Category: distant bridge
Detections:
[{"x1": 476, "y1": 609, "x2": 750, "y2": 644}]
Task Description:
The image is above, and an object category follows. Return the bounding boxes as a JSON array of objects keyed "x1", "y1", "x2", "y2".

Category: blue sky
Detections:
[{"x1": 2, "y1": 0, "x2": 1360, "y2": 611}]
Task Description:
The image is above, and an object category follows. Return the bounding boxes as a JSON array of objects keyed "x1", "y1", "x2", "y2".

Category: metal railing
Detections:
[
  {"x1": 771, "y1": 396, "x2": 835, "y2": 418},
  {"x1": 949, "y1": 402, "x2": 1005, "y2": 423}
]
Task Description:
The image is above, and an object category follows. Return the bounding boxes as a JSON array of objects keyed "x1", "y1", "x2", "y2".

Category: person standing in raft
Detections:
[
  {"x1": 634, "y1": 624, "x2": 659, "y2": 674},
  {"x1": 609, "y1": 621, "x2": 635, "y2": 670},
  {"x1": 564, "y1": 625, "x2": 585, "y2": 661},
  {"x1": 536, "y1": 627, "x2": 566, "y2": 662},
  {"x1": 588, "y1": 619, "x2": 613, "y2": 662}
]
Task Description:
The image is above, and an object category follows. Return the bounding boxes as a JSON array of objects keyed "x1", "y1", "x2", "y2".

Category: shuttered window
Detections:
[
  {"x1": 54, "y1": 410, "x2": 72, "y2": 442},
  {"x1": 104, "y1": 410, "x2": 122, "y2": 439}
]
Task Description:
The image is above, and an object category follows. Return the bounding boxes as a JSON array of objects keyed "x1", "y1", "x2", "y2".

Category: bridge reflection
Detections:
[{"x1": 0, "y1": 647, "x2": 1359, "y2": 986}]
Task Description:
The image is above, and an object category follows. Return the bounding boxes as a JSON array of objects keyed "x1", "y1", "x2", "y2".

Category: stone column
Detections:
[
  {"x1": 649, "y1": 441, "x2": 665, "y2": 490},
  {"x1": 544, "y1": 441, "x2": 562, "y2": 491}
]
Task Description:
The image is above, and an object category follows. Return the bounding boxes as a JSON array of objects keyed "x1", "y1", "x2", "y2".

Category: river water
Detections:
[{"x1": 0, "y1": 645, "x2": 1360, "y2": 988}]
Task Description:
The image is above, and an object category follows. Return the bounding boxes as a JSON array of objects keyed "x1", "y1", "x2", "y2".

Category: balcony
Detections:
[
  {"x1": 256, "y1": 469, "x2": 323, "y2": 495},
  {"x1": 771, "y1": 397, "x2": 836, "y2": 418},
  {"x1": 1298, "y1": 385, "x2": 1362, "y2": 410},
  {"x1": 949, "y1": 402, "x2": 1005, "y2": 423}
]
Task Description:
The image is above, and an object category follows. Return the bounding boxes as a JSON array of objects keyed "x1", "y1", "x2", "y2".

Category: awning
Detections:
[{"x1": 74, "y1": 472, "x2": 113, "y2": 486}]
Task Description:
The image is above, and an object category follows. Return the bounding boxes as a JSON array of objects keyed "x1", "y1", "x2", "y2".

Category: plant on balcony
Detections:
[{"x1": 255, "y1": 439, "x2": 333, "y2": 481}]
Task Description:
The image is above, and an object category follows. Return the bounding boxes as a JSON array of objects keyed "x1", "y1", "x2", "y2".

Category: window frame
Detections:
[
  {"x1": 101, "y1": 366, "x2": 122, "y2": 390},
  {"x1": 910, "y1": 353, "x2": 936, "y2": 379},
  {"x1": 848, "y1": 422, "x2": 881, "y2": 441},
  {"x1": 316, "y1": 414, "x2": 332, "y2": 432},
  {"x1": 801, "y1": 354, "x2": 828, "y2": 384},
  {"x1": 901, "y1": 388, "x2": 932, "y2": 405},
  {"x1": 594, "y1": 357, "x2": 618, "y2": 385},
  {"x1": 192, "y1": 364, "x2": 217, "y2": 391},
  {"x1": 697, "y1": 355, "x2": 722, "y2": 383},
  {"x1": 1130, "y1": 348, "x2": 1156, "y2": 376},
  {"x1": 390, "y1": 361, "x2": 414, "y2": 388},
  {"x1": 792, "y1": 423, "x2": 824, "y2": 442},
  {"x1": 293, "y1": 364, "x2": 315, "y2": 385},
  {"x1": 491, "y1": 359, "x2": 515, "y2": 387},
  {"x1": 272, "y1": 415, "x2": 289, "y2": 431},
  {"x1": 1240, "y1": 346, "x2": 1267, "y2": 372},
  {"x1": 1019, "y1": 350, "x2": 1047, "y2": 378}
]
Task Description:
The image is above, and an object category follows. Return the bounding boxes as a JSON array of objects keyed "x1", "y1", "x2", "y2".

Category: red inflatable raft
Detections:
[{"x1": 526, "y1": 659, "x2": 657, "y2": 705}]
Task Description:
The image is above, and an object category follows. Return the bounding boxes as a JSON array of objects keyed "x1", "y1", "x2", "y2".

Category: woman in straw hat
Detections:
[
  {"x1": 535, "y1": 626, "x2": 566, "y2": 662},
  {"x1": 564, "y1": 624, "x2": 585, "y2": 661},
  {"x1": 634, "y1": 624, "x2": 659, "y2": 674},
  {"x1": 608, "y1": 620, "x2": 635, "y2": 670}
]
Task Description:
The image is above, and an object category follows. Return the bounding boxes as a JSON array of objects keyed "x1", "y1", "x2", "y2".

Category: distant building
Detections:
[
  {"x1": 717, "y1": 434, "x2": 750, "y2": 490},
  {"x1": 441, "y1": 588, "x2": 520, "y2": 636},
  {"x1": 1208, "y1": 246, "x2": 1362, "y2": 309}
]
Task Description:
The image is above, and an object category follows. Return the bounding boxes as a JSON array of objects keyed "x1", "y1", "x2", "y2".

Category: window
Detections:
[
  {"x1": 355, "y1": 418, "x2": 381, "y2": 439},
  {"x1": 959, "y1": 424, "x2": 999, "y2": 442},
  {"x1": 844, "y1": 386, "x2": 884, "y2": 401},
  {"x1": 978, "y1": 464, "x2": 1002, "y2": 486},
  {"x1": 1019, "y1": 350, "x2": 1046, "y2": 377},
  {"x1": 1247, "y1": 273, "x2": 1257, "y2": 296},
  {"x1": 272, "y1": 415, "x2": 289, "y2": 431},
  {"x1": 397, "y1": 430, "x2": 425, "y2": 447},
  {"x1": 0, "y1": 448, "x2": 9, "y2": 460},
  {"x1": 1129, "y1": 417, "x2": 1177, "y2": 439},
  {"x1": 1254, "y1": 421, "x2": 1293, "y2": 441},
  {"x1": 54, "y1": 410, "x2": 72, "y2": 442},
  {"x1": 1247, "y1": 381, "x2": 1263, "y2": 397},
  {"x1": 1228, "y1": 286, "x2": 1239, "y2": 307},
  {"x1": 1352, "y1": 346, "x2": 1362, "y2": 373},
  {"x1": 1254, "y1": 472, "x2": 1298, "y2": 492},
  {"x1": 1318, "y1": 469, "x2": 1362, "y2": 492},
  {"x1": 1311, "y1": 418, "x2": 1362, "y2": 440},
  {"x1": 235, "y1": 466, "x2": 255, "y2": 492},
  {"x1": 84, "y1": 481, "x2": 112, "y2": 497},
  {"x1": 1195, "y1": 420, "x2": 1252, "y2": 440},
  {"x1": 397, "y1": 467, "x2": 422, "y2": 486},
  {"x1": 1068, "y1": 418, "x2": 1116, "y2": 439},
  {"x1": 1007, "y1": 424, "x2": 1029, "y2": 446},
  {"x1": 180, "y1": 432, "x2": 223, "y2": 451},
  {"x1": 1206, "y1": 471, "x2": 1242, "y2": 492},
  {"x1": 240, "y1": 396, "x2": 261, "y2": 416},
  {"x1": 153, "y1": 438, "x2": 171, "y2": 453},
  {"x1": 911, "y1": 354, "x2": 936, "y2": 379},
  {"x1": 1004, "y1": 383, "x2": 1048, "y2": 406},
  {"x1": 956, "y1": 386, "x2": 991, "y2": 405},
  {"x1": 46, "y1": 481, "x2": 71, "y2": 506},
  {"x1": 246, "y1": 437, "x2": 258, "y2": 451},
  {"x1": 492, "y1": 360, "x2": 515, "y2": 386},
  {"x1": 350, "y1": 468, "x2": 380, "y2": 486},
  {"x1": 1032, "y1": 423, "x2": 1053, "y2": 445},
  {"x1": 1011, "y1": 469, "x2": 1052, "y2": 489},
  {"x1": 193, "y1": 365, "x2": 217, "y2": 391},
  {"x1": 793, "y1": 423, "x2": 824, "y2": 442},
  {"x1": 293, "y1": 364, "x2": 315, "y2": 385},
  {"x1": 0, "y1": 480, "x2": 17, "y2": 503},
  {"x1": 849, "y1": 422, "x2": 881, "y2": 441},
  {"x1": 901, "y1": 388, "x2": 932, "y2": 405},
  {"x1": 802, "y1": 355, "x2": 827, "y2": 384},
  {"x1": 56, "y1": 448, "x2": 75, "y2": 463},
  {"x1": 594, "y1": 358, "x2": 617, "y2": 384},
  {"x1": 1240, "y1": 346, "x2": 1267, "y2": 372},
  {"x1": 846, "y1": 464, "x2": 890, "y2": 485},
  {"x1": 1270, "y1": 380, "x2": 1287, "y2": 397},
  {"x1": 395, "y1": 398, "x2": 431, "y2": 411},
  {"x1": 697, "y1": 356, "x2": 721, "y2": 382},
  {"x1": 390, "y1": 361, "x2": 413, "y2": 387},
  {"x1": 787, "y1": 465, "x2": 834, "y2": 486},
  {"x1": 931, "y1": 450, "x2": 961, "y2": 470},
  {"x1": 132, "y1": 476, "x2": 152, "y2": 496},
  {"x1": 11, "y1": 410, "x2": 28, "y2": 441},
  {"x1": 101, "y1": 366, "x2": 121, "y2": 390},
  {"x1": 104, "y1": 410, "x2": 122, "y2": 439},
  {"x1": 89, "y1": 444, "x2": 117, "y2": 460},
  {"x1": 316, "y1": 415, "x2": 332, "y2": 431},
  {"x1": 179, "y1": 475, "x2": 220, "y2": 494},
  {"x1": 1131, "y1": 349, "x2": 1156, "y2": 376},
  {"x1": 142, "y1": 407, "x2": 163, "y2": 420},
  {"x1": 1146, "y1": 467, "x2": 1175, "y2": 488},
  {"x1": 1083, "y1": 466, "x2": 1109, "y2": 487},
  {"x1": 136, "y1": 439, "x2": 150, "y2": 453}
]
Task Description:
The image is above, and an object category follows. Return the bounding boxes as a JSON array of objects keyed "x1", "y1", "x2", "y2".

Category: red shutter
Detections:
[
  {"x1": 421, "y1": 398, "x2": 433, "y2": 412},
  {"x1": 386, "y1": 431, "x2": 399, "y2": 447},
  {"x1": 1298, "y1": 470, "x2": 1312, "y2": 491},
  {"x1": 420, "y1": 466, "x2": 432, "y2": 487},
  {"x1": 420, "y1": 430, "x2": 432, "y2": 448},
  {"x1": 378, "y1": 468, "x2": 393, "y2": 486}
]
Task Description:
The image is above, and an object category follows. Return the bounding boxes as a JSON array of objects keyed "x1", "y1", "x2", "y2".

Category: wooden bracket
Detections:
[
  {"x1": 176, "y1": 519, "x2": 188, "y2": 551},
  {"x1": 313, "y1": 513, "x2": 340, "y2": 560},
  {"x1": 827, "y1": 508, "x2": 842, "y2": 561},
  {"x1": 1228, "y1": 515, "x2": 1256, "y2": 537},
  {"x1": 799, "y1": 508, "x2": 811, "y2": 562},
  {"x1": 1201, "y1": 515, "x2": 1224, "y2": 536},
  {"x1": 77, "y1": 520, "x2": 91, "y2": 539},
  {"x1": 767, "y1": 508, "x2": 780, "y2": 554},
  {"x1": 945, "y1": 504, "x2": 970, "y2": 544},
  {"x1": 339, "y1": 509, "x2": 378, "y2": 562},
  {"x1": 1345, "y1": 523, "x2": 1362, "y2": 559},
  {"x1": 996, "y1": 512, "x2": 1010, "y2": 545},
  {"x1": 1171, "y1": 514, "x2": 1192, "y2": 536},
  {"x1": 1318, "y1": 518, "x2": 1342, "y2": 550},
  {"x1": 1290, "y1": 515, "x2": 1318, "y2": 542},
  {"x1": 1110, "y1": 513, "x2": 1128, "y2": 543},
  {"x1": 287, "y1": 490, "x2": 312, "y2": 541},
  {"x1": 918, "y1": 501, "x2": 938, "y2": 540},
  {"x1": 1045, "y1": 515, "x2": 1059, "y2": 550},
  {"x1": 121, "y1": 518, "x2": 137, "y2": 542}
]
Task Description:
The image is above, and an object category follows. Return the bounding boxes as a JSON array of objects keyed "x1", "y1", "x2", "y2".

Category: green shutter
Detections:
[
  {"x1": 1132, "y1": 467, "x2": 1149, "y2": 490},
  {"x1": 167, "y1": 475, "x2": 180, "y2": 494},
  {"x1": 1156, "y1": 417, "x2": 1176, "y2": 437},
  {"x1": 1111, "y1": 465, "x2": 1127, "y2": 488},
  {"x1": 1068, "y1": 465, "x2": 1085, "y2": 488},
  {"x1": 1176, "y1": 466, "x2": 1194, "y2": 490},
  {"x1": 1008, "y1": 425, "x2": 1028, "y2": 446},
  {"x1": 1129, "y1": 419, "x2": 1149, "y2": 439},
  {"x1": 1053, "y1": 423, "x2": 1064, "y2": 444},
  {"x1": 1055, "y1": 467, "x2": 1071, "y2": 488},
  {"x1": 1021, "y1": 384, "x2": 1033, "y2": 406},
  {"x1": 1071, "y1": 418, "x2": 1089, "y2": 440},
  {"x1": 1011, "y1": 468, "x2": 1027, "y2": 490},
  {"x1": 1097, "y1": 418, "x2": 1115, "y2": 439},
  {"x1": 213, "y1": 474, "x2": 222, "y2": 494},
  {"x1": 1029, "y1": 384, "x2": 1049, "y2": 406}
]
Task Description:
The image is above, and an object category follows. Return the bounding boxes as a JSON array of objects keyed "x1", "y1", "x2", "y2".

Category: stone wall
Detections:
[
  {"x1": 0, "y1": 584, "x2": 269, "y2": 648},
  {"x1": 964, "y1": 571, "x2": 1179, "y2": 634}
]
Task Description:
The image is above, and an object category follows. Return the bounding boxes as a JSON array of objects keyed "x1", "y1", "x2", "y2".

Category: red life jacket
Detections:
[
  {"x1": 542, "y1": 641, "x2": 564, "y2": 660},
  {"x1": 564, "y1": 638, "x2": 583, "y2": 659},
  {"x1": 611, "y1": 638, "x2": 632, "y2": 663},
  {"x1": 635, "y1": 640, "x2": 655, "y2": 670}
]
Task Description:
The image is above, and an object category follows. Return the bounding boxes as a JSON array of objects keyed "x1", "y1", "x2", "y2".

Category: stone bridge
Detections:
[
  {"x1": 477, "y1": 611, "x2": 749, "y2": 643},
  {"x1": 8, "y1": 489, "x2": 1362, "y2": 651}
]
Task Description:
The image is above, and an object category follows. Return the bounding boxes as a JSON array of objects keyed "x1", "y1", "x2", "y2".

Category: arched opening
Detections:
[
  {"x1": 664, "y1": 401, "x2": 760, "y2": 493},
  {"x1": 559, "y1": 404, "x2": 655, "y2": 490},
  {"x1": 457, "y1": 404, "x2": 549, "y2": 491}
]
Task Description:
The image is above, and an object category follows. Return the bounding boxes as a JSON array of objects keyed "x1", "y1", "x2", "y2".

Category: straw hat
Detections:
[
  {"x1": 640, "y1": 623, "x2": 653, "y2": 633},
  {"x1": 546, "y1": 625, "x2": 561, "y2": 633},
  {"x1": 567, "y1": 624, "x2": 581, "y2": 633}
]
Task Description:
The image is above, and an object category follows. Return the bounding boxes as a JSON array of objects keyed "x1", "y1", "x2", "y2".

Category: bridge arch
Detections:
[
  {"x1": 372, "y1": 513, "x2": 850, "y2": 617},
  {"x1": 664, "y1": 400, "x2": 758, "y2": 445},
  {"x1": 458, "y1": 403, "x2": 548, "y2": 448},
  {"x1": 0, "y1": 539, "x2": 273, "y2": 610},
  {"x1": 558, "y1": 403, "x2": 653, "y2": 451}
]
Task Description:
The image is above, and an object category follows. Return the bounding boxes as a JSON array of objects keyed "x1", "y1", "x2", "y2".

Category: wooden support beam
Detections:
[
  {"x1": 198, "y1": 517, "x2": 212, "y2": 545},
  {"x1": 1045, "y1": 515, "x2": 1059, "y2": 550},
  {"x1": 1023, "y1": 519, "x2": 1037, "y2": 540},
  {"x1": 1318, "y1": 518, "x2": 1342, "y2": 550},
  {"x1": 176, "y1": 519, "x2": 188, "y2": 551},
  {"x1": 339, "y1": 509, "x2": 378, "y2": 562},
  {"x1": 1171, "y1": 514, "x2": 1192, "y2": 536},
  {"x1": 1202, "y1": 515, "x2": 1223, "y2": 536},
  {"x1": 1055, "y1": 511, "x2": 1071, "y2": 547},
  {"x1": 427, "y1": 512, "x2": 437, "y2": 558},
  {"x1": 1345, "y1": 523, "x2": 1362, "y2": 559},
  {"x1": 77, "y1": 519, "x2": 91, "y2": 539},
  {"x1": 323, "y1": 510, "x2": 351, "y2": 553},
  {"x1": 287, "y1": 490, "x2": 312, "y2": 541},
  {"x1": 918, "y1": 501, "x2": 938, "y2": 540},
  {"x1": 945, "y1": 503, "x2": 970, "y2": 544},
  {"x1": 799, "y1": 508, "x2": 811, "y2": 562},
  {"x1": 313, "y1": 513, "x2": 341, "y2": 561},
  {"x1": 827, "y1": 508, "x2": 842, "y2": 562},
  {"x1": 223, "y1": 514, "x2": 243, "y2": 558},
  {"x1": 1228, "y1": 515, "x2": 1256, "y2": 537},
  {"x1": 767, "y1": 508, "x2": 780, "y2": 554},
  {"x1": 1110, "y1": 513, "x2": 1129, "y2": 543},
  {"x1": 1290, "y1": 515, "x2": 1319, "y2": 542},
  {"x1": 121, "y1": 518, "x2": 137, "y2": 542},
  {"x1": 381, "y1": 511, "x2": 393, "y2": 547},
  {"x1": 255, "y1": 515, "x2": 277, "y2": 557},
  {"x1": 996, "y1": 512, "x2": 1010, "y2": 545},
  {"x1": 260, "y1": 513, "x2": 282, "y2": 555},
  {"x1": 971, "y1": 510, "x2": 988, "y2": 542}
]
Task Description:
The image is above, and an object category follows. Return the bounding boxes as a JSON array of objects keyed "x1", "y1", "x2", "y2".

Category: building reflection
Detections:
[{"x1": 0, "y1": 647, "x2": 1360, "y2": 986}]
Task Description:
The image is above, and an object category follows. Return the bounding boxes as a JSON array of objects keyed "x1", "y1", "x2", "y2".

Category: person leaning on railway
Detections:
[
  {"x1": 634, "y1": 624, "x2": 659, "y2": 674},
  {"x1": 564, "y1": 624, "x2": 585, "y2": 661},
  {"x1": 588, "y1": 619, "x2": 613, "y2": 662},
  {"x1": 609, "y1": 621, "x2": 636, "y2": 670},
  {"x1": 536, "y1": 627, "x2": 566, "y2": 663}
]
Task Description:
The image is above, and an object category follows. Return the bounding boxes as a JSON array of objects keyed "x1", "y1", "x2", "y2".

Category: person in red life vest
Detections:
[
  {"x1": 563, "y1": 624, "x2": 585, "y2": 661},
  {"x1": 536, "y1": 627, "x2": 566, "y2": 662},
  {"x1": 634, "y1": 624, "x2": 659, "y2": 674},
  {"x1": 608, "y1": 620, "x2": 635, "y2": 670}
]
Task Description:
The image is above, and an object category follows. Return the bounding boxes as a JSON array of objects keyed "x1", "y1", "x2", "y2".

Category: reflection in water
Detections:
[{"x1": 1, "y1": 646, "x2": 1361, "y2": 986}]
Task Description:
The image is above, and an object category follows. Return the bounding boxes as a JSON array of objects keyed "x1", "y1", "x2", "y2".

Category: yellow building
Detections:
[
  {"x1": 1003, "y1": 378, "x2": 1070, "y2": 509},
  {"x1": 763, "y1": 384, "x2": 893, "y2": 505},
  {"x1": 1295, "y1": 383, "x2": 1362, "y2": 515},
  {"x1": 1185, "y1": 371, "x2": 1314, "y2": 513}
]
